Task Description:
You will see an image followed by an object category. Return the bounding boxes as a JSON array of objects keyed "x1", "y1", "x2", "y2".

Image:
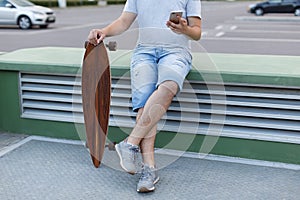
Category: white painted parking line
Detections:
[
  {"x1": 203, "y1": 36, "x2": 300, "y2": 43},
  {"x1": 227, "y1": 29, "x2": 300, "y2": 35},
  {"x1": 214, "y1": 25, "x2": 223, "y2": 30},
  {"x1": 230, "y1": 25, "x2": 237, "y2": 30},
  {"x1": 235, "y1": 16, "x2": 300, "y2": 22},
  {"x1": 0, "y1": 22, "x2": 111, "y2": 36},
  {"x1": 215, "y1": 32, "x2": 225, "y2": 37}
]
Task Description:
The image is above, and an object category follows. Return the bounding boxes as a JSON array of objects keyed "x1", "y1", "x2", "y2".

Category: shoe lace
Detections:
[
  {"x1": 140, "y1": 167, "x2": 153, "y2": 181},
  {"x1": 129, "y1": 146, "x2": 139, "y2": 162}
]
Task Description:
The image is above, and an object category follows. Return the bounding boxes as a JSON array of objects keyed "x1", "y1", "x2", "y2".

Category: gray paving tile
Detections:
[{"x1": 0, "y1": 140, "x2": 299, "y2": 200}]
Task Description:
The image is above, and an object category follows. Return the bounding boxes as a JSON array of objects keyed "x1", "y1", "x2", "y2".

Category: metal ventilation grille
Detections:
[
  {"x1": 19, "y1": 72, "x2": 300, "y2": 144},
  {"x1": 20, "y1": 73, "x2": 83, "y2": 122}
]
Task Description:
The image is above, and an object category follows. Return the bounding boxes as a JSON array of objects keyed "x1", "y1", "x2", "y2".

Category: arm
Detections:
[
  {"x1": 88, "y1": 12, "x2": 137, "y2": 45},
  {"x1": 166, "y1": 16, "x2": 202, "y2": 41}
]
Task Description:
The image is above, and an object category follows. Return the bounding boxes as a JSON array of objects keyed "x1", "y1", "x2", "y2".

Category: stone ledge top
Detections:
[{"x1": 0, "y1": 47, "x2": 300, "y2": 87}]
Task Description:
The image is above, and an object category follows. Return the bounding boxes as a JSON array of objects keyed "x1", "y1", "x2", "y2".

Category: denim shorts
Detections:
[{"x1": 130, "y1": 44, "x2": 192, "y2": 112}]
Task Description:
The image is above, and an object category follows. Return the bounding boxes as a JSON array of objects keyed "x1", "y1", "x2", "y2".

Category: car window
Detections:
[
  {"x1": 0, "y1": 0, "x2": 10, "y2": 7},
  {"x1": 282, "y1": 0, "x2": 295, "y2": 3},
  {"x1": 269, "y1": 0, "x2": 282, "y2": 3},
  {"x1": 11, "y1": 0, "x2": 33, "y2": 6}
]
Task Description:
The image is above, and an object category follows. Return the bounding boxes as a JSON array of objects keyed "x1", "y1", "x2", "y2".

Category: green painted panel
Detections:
[{"x1": 0, "y1": 71, "x2": 20, "y2": 131}]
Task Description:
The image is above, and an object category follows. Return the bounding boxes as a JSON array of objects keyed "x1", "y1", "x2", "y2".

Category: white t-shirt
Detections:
[{"x1": 123, "y1": 0, "x2": 201, "y2": 48}]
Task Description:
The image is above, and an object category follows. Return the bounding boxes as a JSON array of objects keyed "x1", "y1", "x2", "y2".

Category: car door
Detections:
[
  {"x1": 264, "y1": 0, "x2": 285, "y2": 13},
  {"x1": 281, "y1": 0, "x2": 296, "y2": 12},
  {"x1": 0, "y1": 0, "x2": 17, "y2": 24}
]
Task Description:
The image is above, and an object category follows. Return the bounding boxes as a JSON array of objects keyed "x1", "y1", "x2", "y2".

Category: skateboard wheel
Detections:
[
  {"x1": 84, "y1": 41, "x2": 89, "y2": 49},
  {"x1": 106, "y1": 41, "x2": 117, "y2": 51},
  {"x1": 106, "y1": 142, "x2": 116, "y2": 151}
]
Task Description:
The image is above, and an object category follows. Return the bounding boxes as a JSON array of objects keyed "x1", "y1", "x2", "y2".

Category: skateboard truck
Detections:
[{"x1": 84, "y1": 41, "x2": 117, "y2": 51}]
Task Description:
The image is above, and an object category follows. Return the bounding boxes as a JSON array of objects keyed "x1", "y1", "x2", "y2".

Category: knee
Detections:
[
  {"x1": 158, "y1": 81, "x2": 178, "y2": 97},
  {"x1": 136, "y1": 107, "x2": 144, "y2": 122}
]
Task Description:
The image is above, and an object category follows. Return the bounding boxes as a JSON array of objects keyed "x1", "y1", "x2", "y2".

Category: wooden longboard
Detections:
[{"x1": 82, "y1": 42, "x2": 111, "y2": 168}]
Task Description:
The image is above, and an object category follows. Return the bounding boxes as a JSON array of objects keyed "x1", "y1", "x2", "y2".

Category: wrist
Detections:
[
  {"x1": 182, "y1": 25, "x2": 191, "y2": 38},
  {"x1": 185, "y1": 26, "x2": 201, "y2": 40},
  {"x1": 100, "y1": 29, "x2": 107, "y2": 38}
]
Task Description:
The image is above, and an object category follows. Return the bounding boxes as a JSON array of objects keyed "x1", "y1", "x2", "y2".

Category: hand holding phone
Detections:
[{"x1": 169, "y1": 11, "x2": 183, "y2": 24}]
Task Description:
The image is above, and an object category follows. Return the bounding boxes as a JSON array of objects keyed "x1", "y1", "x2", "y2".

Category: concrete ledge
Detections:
[
  {"x1": 0, "y1": 47, "x2": 83, "y2": 74},
  {"x1": 0, "y1": 47, "x2": 300, "y2": 87}
]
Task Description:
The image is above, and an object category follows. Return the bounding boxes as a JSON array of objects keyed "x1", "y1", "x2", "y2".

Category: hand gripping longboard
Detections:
[{"x1": 82, "y1": 41, "x2": 115, "y2": 168}]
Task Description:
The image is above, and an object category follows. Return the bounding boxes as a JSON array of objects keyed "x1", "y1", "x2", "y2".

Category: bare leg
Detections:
[
  {"x1": 115, "y1": 80, "x2": 176, "y2": 175},
  {"x1": 140, "y1": 129, "x2": 157, "y2": 167},
  {"x1": 135, "y1": 108, "x2": 157, "y2": 167},
  {"x1": 127, "y1": 80, "x2": 178, "y2": 145}
]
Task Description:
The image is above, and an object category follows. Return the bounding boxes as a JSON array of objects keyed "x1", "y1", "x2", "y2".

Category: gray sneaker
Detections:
[
  {"x1": 115, "y1": 141, "x2": 140, "y2": 175},
  {"x1": 137, "y1": 165, "x2": 160, "y2": 193}
]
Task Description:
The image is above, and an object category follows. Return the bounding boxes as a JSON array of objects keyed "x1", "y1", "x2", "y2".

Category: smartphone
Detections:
[{"x1": 169, "y1": 11, "x2": 183, "y2": 24}]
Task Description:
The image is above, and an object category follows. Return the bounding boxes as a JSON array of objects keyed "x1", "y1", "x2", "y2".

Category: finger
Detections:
[
  {"x1": 168, "y1": 21, "x2": 179, "y2": 29},
  {"x1": 179, "y1": 17, "x2": 187, "y2": 26},
  {"x1": 89, "y1": 30, "x2": 105, "y2": 46},
  {"x1": 94, "y1": 30, "x2": 101, "y2": 44},
  {"x1": 97, "y1": 32, "x2": 106, "y2": 44},
  {"x1": 166, "y1": 21, "x2": 171, "y2": 27},
  {"x1": 179, "y1": 18, "x2": 187, "y2": 27},
  {"x1": 88, "y1": 34, "x2": 96, "y2": 45},
  {"x1": 98, "y1": 32, "x2": 104, "y2": 40},
  {"x1": 88, "y1": 29, "x2": 99, "y2": 45}
]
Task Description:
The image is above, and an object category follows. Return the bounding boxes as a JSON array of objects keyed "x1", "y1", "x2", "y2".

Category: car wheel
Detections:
[
  {"x1": 255, "y1": 8, "x2": 264, "y2": 16},
  {"x1": 295, "y1": 8, "x2": 300, "y2": 16},
  {"x1": 18, "y1": 16, "x2": 31, "y2": 29}
]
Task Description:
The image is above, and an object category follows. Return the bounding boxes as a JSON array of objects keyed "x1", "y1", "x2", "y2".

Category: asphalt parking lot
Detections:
[{"x1": 0, "y1": 1, "x2": 300, "y2": 55}]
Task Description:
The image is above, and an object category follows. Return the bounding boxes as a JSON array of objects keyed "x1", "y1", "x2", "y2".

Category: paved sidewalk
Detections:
[{"x1": 0, "y1": 133, "x2": 300, "y2": 200}]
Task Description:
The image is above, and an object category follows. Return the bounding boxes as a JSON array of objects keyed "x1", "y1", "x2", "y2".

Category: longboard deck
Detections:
[{"x1": 82, "y1": 42, "x2": 111, "y2": 168}]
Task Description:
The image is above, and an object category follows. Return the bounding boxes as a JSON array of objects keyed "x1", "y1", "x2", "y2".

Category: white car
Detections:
[{"x1": 0, "y1": 0, "x2": 56, "y2": 29}]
